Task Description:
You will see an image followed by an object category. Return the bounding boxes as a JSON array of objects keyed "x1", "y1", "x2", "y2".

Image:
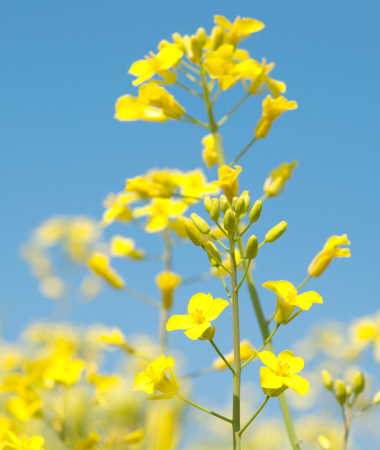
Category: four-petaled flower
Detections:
[
  {"x1": 258, "y1": 350, "x2": 310, "y2": 397},
  {"x1": 166, "y1": 293, "x2": 229, "y2": 340},
  {"x1": 308, "y1": 234, "x2": 351, "y2": 277}
]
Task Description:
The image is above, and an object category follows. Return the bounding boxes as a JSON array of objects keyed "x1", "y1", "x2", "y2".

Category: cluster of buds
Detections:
[{"x1": 321, "y1": 369, "x2": 366, "y2": 405}]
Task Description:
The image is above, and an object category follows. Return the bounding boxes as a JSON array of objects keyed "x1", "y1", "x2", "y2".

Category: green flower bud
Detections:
[
  {"x1": 334, "y1": 379, "x2": 347, "y2": 404},
  {"x1": 204, "y1": 196, "x2": 212, "y2": 213},
  {"x1": 191, "y1": 213, "x2": 210, "y2": 234},
  {"x1": 204, "y1": 241, "x2": 222, "y2": 264},
  {"x1": 184, "y1": 220, "x2": 203, "y2": 246},
  {"x1": 234, "y1": 197, "x2": 247, "y2": 216},
  {"x1": 321, "y1": 370, "x2": 334, "y2": 390},
  {"x1": 220, "y1": 195, "x2": 229, "y2": 213},
  {"x1": 265, "y1": 221, "x2": 288, "y2": 243},
  {"x1": 223, "y1": 209, "x2": 236, "y2": 233},
  {"x1": 246, "y1": 235, "x2": 258, "y2": 259},
  {"x1": 249, "y1": 200, "x2": 263, "y2": 223},
  {"x1": 210, "y1": 198, "x2": 220, "y2": 222},
  {"x1": 352, "y1": 371, "x2": 365, "y2": 395},
  {"x1": 240, "y1": 190, "x2": 250, "y2": 211}
]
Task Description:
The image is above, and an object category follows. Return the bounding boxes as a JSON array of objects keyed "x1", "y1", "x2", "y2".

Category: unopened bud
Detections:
[
  {"x1": 372, "y1": 391, "x2": 380, "y2": 404},
  {"x1": 204, "y1": 196, "x2": 212, "y2": 213},
  {"x1": 204, "y1": 241, "x2": 222, "y2": 264},
  {"x1": 191, "y1": 213, "x2": 210, "y2": 234},
  {"x1": 249, "y1": 200, "x2": 263, "y2": 223},
  {"x1": 240, "y1": 191, "x2": 250, "y2": 211},
  {"x1": 209, "y1": 26, "x2": 224, "y2": 50},
  {"x1": 321, "y1": 370, "x2": 334, "y2": 390},
  {"x1": 246, "y1": 235, "x2": 258, "y2": 259},
  {"x1": 210, "y1": 198, "x2": 220, "y2": 221},
  {"x1": 184, "y1": 220, "x2": 203, "y2": 246},
  {"x1": 224, "y1": 209, "x2": 236, "y2": 233},
  {"x1": 352, "y1": 371, "x2": 365, "y2": 395},
  {"x1": 220, "y1": 195, "x2": 229, "y2": 213},
  {"x1": 265, "y1": 221, "x2": 288, "y2": 243},
  {"x1": 334, "y1": 379, "x2": 347, "y2": 404},
  {"x1": 234, "y1": 197, "x2": 247, "y2": 216}
]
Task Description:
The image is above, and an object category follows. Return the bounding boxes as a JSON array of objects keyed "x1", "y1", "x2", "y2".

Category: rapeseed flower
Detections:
[
  {"x1": 202, "y1": 134, "x2": 220, "y2": 167},
  {"x1": 133, "y1": 355, "x2": 179, "y2": 399},
  {"x1": 215, "y1": 165, "x2": 242, "y2": 201},
  {"x1": 110, "y1": 236, "x2": 144, "y2": 260},
  {"x1": 308, "y1": 234, "x2": 351, "y2": 277},
  {"x1": 3, "y1": 432, "x2": 45, "y2": 450},
  {"x1": 213, "y1": 340, "x2": 256, "y2": 370},
  {"x1": 88, "y1": 252, "x2": 125, "y2": 289},
  {"x1": 166, "y1": 293, "x2": 229, "y2": 340},
  {"x1": 258, "y1": 350, "x2": 310, "y2": 396},
  {"x1": 263, "y1": 161, "x2": 298, "y2": 197},
  {"x1": 156, "y1": 271, "x2": 182, "y2": 309},
  {"x1": 134, "y1": 198, "x2": 187, "y2": 233},
  {"x1": 255, "y1": 95, "x2": 298, "y2": 139},
  {"x1": 102, "y1": 193, "x2": 134, "y2": 225},
  {"x1": 263, "y1": 280, "x2": 323, "y2": 324},
  {"x1": 214, "y1": 15, "x2": 265, "y2": 45}
]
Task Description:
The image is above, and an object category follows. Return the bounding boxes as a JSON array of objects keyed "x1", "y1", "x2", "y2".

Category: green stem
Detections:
[
  {"x1": 178, "y1": 394, "x2": 232, "y2": 424},
  {"x1": 239, "y1": 396, "x2": 270, "y2": 435},
  {"x1": 218, "y1": 91, "x2": 251, "y2": 127},
  {"x1": 210, "y1": 339, "x2": 235, "y2": 374},
  {"x1": 238, "y1": 238, "x2": 301, "y2": 450},
  {"x1": 124, "y1": 286, "x2": 160, "y2": 308},
  {"x1": 229, "y1": 238, "x2": 241, "y2": 450},
  {"x1": 160, "y1": 230, "x2": 173, "y2": 353},
  {"x1": 297, "y1": 275, "x2": 311, "y2": 291},
  {"x1": 230, "y1": 136, "x2": 257, "y2": 166}
]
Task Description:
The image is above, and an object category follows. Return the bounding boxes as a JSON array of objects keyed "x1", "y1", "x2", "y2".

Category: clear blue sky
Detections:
[{"x1": 1, "y1": 0, "x2": 379, "y2": 424}]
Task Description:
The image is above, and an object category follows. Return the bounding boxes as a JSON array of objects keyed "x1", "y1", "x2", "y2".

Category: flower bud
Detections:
[
  {"x1": 223, "y1": 209, "x2": 236, "y2": 233},
  {"x1": 240, "y1": 190, "x2": 250, "y2": 211},
  {"x1": 210, "y1": 198, "x2": 220, "y2": 222},
  {"x1": 372, "y1": 391, "x2": 380, "y2": 404},
  {"x1": 220, "y1": 195, "x2": 229, "y2": 213},
  {"x1": 209, "y1": 26, "x2": 224, "y2": 50},
  {"x1": 200, "y1": 326, "x2": 215, "y2": 341},
  {"x1": 352, "y1": 371, "x2": 365, "y2": 395},
  {"x1": 246, "y1": 235, "x2": 258, "y2": 259},
  {"x1": 249, "y1": 200, "x2": 263, "y2": 223},
  {"x1": 190, "y1": 213, "x2": 210, "y2": 234},
  {"x1": 234, "y1": 197, "x2": 247, "y2": 216},
  {"x1": 265, "y1": 221, "x2": 288, "y2": 243},
  {"x1": 334, "y1": 379, "x2": 347, "y2": 404},
  {"x1": 204, "y1": 196, "x2": 212, "y2": 214},
  {"x1": 184, "y1": 220, "x2": 203, "y2": 246},
  {"x1": 204, "y1": 241, "x2": 222, "y2": 264},
  {"x1": 321, "y1": 370, "x2": 334, "y2": 390}
]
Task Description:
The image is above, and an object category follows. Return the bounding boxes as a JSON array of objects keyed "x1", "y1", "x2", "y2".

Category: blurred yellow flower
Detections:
[
  {"x1": 110, "y1": 236, "x2": 144, "y2": 260},
  {"x1": 258, "y1": 350, "x2": 309, "y2": 396},
  {"x1": 213, "y1": 340, "x2": 256, "y2": 370},
  {"x1": 134, "y1": 198, "x2": 187, "y2": 233},
  {"x1": 202, "y1": 134, "x2": 220, "y2": 167},
  {"x1": 88, "y1": 252, "x2": 125, "y2": 289},
  {"x1": 308, "y1": 234, "x2": 351, "y2": 277},
  {"x1": 156, "y1": 271, "x2": 182, "y2": 309},
  {"x1": 102, "y1": 193, "x2": 134, "y2": 225},
  {"x1": 166, "y1": 293, "x2": 229, "y2": 340},
  {"x1": 3, "y1": 432, "x2": 45, "y2": 450},
  {"x1": 263, "y1": 161, "x2": 298, "y2": 197},
  {"x1": 214, "y1": 15, "x2": 265, "y2": 44},
  {"x1": 134, "y1": 355, "x2": 179, "y2": 399},
  {"x1": 215, "y1": 165, "x2": 242, "y2": 201}
]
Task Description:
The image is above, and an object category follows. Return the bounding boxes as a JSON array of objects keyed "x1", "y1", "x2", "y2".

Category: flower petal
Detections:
[
  {"x1": 260, "y1": 366, "x2": 283, "y2": 389},
  {"x1": 166, "y1": 314, "x2": 195, "y2": 331},
  {"x1": 278, "y1": 350, "x2": 304, "y2": 373},
  {"x1": 294, "y1": 291, "x2": 323, "y2": 310},
  {"x1": 184, "y1": 322, "x2": 211, "y2": 340},
  {"x1": 258, "y1": 350, "x2": 279, "y2": 371},
  {"x1": 262, "y1": 280, "x2": 297, "y2": 302},
  {"x1": 205, "y1": 297, "x2": 229, "y2": 321},
  {"x1": 284, "y1": 374, "x2": 310, "y2": 395},
  {"x1": 188, "y1": 293, "x2": 213, "y2": 315}
]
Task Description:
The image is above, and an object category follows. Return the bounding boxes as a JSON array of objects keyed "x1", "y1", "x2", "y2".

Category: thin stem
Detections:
[
  {"x1": 242, "y1": 324, "x2": 281, "y2": 369},
  {"x1": 124, "y1": 286, "x2": 160, "y2": 308},
  {"x1": 210, "y1": 339, "x2": 235, "y2": 374},
  {"x1": 218, "y1": 92, "x2": 251, "y2": 127},
  {"x1": 229, "y1": 238, "x2": 241, "y2": 450},
  {"x1": 236, "y1": 259, "x2": 252, "y2": 292},
  {"x1": 175, "y1": 80, "x2": 202, "y2": 98},
  {"x1": 238, "y1": 237, "x2": 301, "y2": 450},
  {"x1": 178, "y1": 394, "x2": 232, "y2": 424},
  {"x1": 230, "y1": 136, "x2": 257, "y2": 166},
  {"x1": 341, "y1": 405, "x2": 352, "y2": 450},
  {"x1": 297, "y1": 275, "x2": 311, "y2": 291},
  {"x1": 181, "y1": 113, "x2": 209, "y2": 129},
  {"x1": 180, "y1": 60, "x2": 200, "y2": 74},
  {"x1": 239, "y1": 396, "x2": 270, "y2": 435}
]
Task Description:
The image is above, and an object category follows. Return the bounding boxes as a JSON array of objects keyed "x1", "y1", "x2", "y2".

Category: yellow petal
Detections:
[
  {"x1": 184, "y1": 322, "x2": 211, "y2": 340},
  {"x1": 278, "y1": 350, "x2": 304, "y2": 373},
  {"x1": 166, "y1": 315, "x2": 195, "y2": 331},
  {"x1": 294, "y1": 291, "x2": 323, "y2": 310},
  {"x1": 258, "y1": 350, "x2": 278, "y2": 371},
  {"x1": 187, "y1": 293, "x2": 213, "y2": 316},
  {"x1": 262, "y1": 280, "x2": 297, "y2": 302},
  {"x1": 259, "y1": 366, "x2": 283, "y2": 389},
  {"x1": 284, "y1": 374, "x2": 310, "y2": 395}
]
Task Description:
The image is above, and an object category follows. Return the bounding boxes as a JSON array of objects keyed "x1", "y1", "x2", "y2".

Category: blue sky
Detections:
[{"x1": 1, "y1": 0, "x2": 380, "y2": 431}]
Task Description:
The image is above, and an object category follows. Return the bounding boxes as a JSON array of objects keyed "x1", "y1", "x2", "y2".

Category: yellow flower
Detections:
[
  {"x1": 102, "y1": 193, "x2": 134, "y2": 225},
  {"x1": 156, "y1": 271, "x2": 182, "y2": 309},
  {"x1": 110, "y1": 236, "x2": 144, "y2": 260},
  {"x1": 213, "y1": 340, "x2": 256, "y2": 370},
  {"x1": 204, "y1": 44, "x2": 249, "y2": 90},
  {"x1": 45, "y1": 357, "x2": 85, "y2": 385},
  {"x1": 178, "y1": 169, "x2": 219, "y2": 202},
  {"x1": 263, "y1": 161, "x2": 298, "y2": 197},
  {"x1": 3, "y1": 432, "x2": 45, "y2": 450},
  {"x1": 215, "y1": 165, "x2": 242, "y2": 201},
  {"x1": 123, "y1": 429, "x2": 144, "y2": 445},
  {"x1": 129, "y1": 43, "x2": 183, "y2": 86},
  {"x1": 258, "y1": 350, "x2": 310, "y2": 396},
  {"x1": 166, "y1": 293, "x2": 229, "y2": 340},
  {"x1": 350, "y1": 317, "x2": 380, "y2": 347},
  {"x1": 255, "y1": 95, "x2": 298, "y2": 139},
  {"x1": 34, "y1": 218, "x2": 66, "y2": 246},
  {"x1": 202, "y1": 134, "x2": 220, "y2": 167},
  {"x1": 6, "y1": 391, "x2": 42, "y2": 422},
  {"x1": 308, "y1": 234, "x2": 351, "y2": 277},
  {"x1": 88, "y1": 252, "x2": 125, "y2": 289},
  {"x1": 234, "y1": 58, "x2": 286, "y2": 98},
  {"x1": 115, "y1": 83, "x2": 185, "y2": 122},
  {"x1": 134, "y1": 355, "x2": 179, "y2": 399},
  {"x1": 134, "y1": 198, "x2": 188, "y2": 233},
  {"x1": 73, "y1": 432, "x2": 100, "y2": 450},
  {"x1": 125, "y1": 169, "x2": 181, "y2": 199},
  {"x1": 262, "y1": 280, "x2": 323, "y2": 324},
  {"x1": 214, "y1": 15, "x2": 265, "y2": 44}
]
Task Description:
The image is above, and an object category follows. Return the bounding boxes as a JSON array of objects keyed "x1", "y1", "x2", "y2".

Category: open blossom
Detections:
[
  {"x1": 133, "y1": 355, "x2": 179, "y2": 399},
  {"x1": 263, "y1": 161, "x2": 298, "y2": 197},
  {"x1": 110, "y1": 236, "x2": 144, "y2": 260},
  {"x1": 308, "y1": 234, "x2": 351, "y2": 277},
  {"x1": 166, "y1": 293, "x2": 229, "y2": 340},
  {"x1": 156, "y1": 271, "x2": 182, "y2": 309},
  {"x1": 255, "y1": 95, "x2": 298, "y2": 139},
  {"x1": 215, "y1": 165, "x2": 242, "y2": 201},
  {"x1": 263, "y1": 280, "x2": 323, "y2": 324},
  {"x1": 258, "y1": 350, "x2": 310, "y2": 396},
  {"x1": 128, "y1": 43, "x2": 183, "y2": 86},
  {"x1": 202, "y1": 134, "x2": 220, "y2": 167},
  {"x1": 3, "y1": 432, "x2": 45, "y2": 450},
  {"x1": 214, "y1": 15, "x2": 265, "y2": 45},
  {"x1": 87, "y1": 252, "x2": 125, "y2": 289},
  {"x1": 213, "y1": 340, "x2": 256, "y2": 370},
  {"x1": 102, "y1": 193, "x2": 135, "y2": 225}
]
